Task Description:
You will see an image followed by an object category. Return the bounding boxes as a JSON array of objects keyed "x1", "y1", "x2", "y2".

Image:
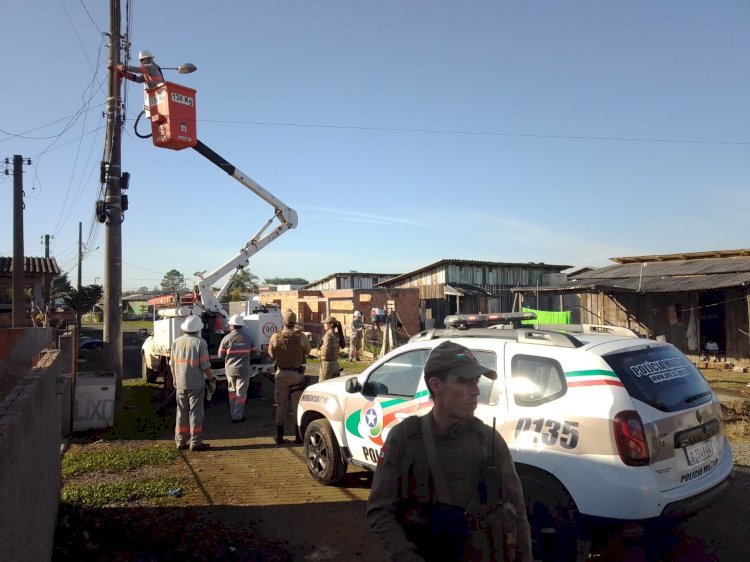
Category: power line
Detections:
[{"x1": 201, "y1": 119, "x2": 750, "y2": 147}]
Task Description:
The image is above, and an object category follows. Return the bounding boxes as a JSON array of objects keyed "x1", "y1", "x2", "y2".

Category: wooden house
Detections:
[
  {"x1": 512, "y1": 249, "x2": 750, "y2": 367},
  {"x1": 376, "y1": 259, "x2": 571, "y2": 329}
]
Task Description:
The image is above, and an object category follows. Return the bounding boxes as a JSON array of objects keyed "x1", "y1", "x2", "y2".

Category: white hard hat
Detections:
[
  {"x1": 228, "y1": 314, "x2": 245, "y2": 326},
  {"x1": 353, "y1": 310, "x2": 362, "y2": 317},
  {"x1": 138, "y1": 50, "x2": 154, "y2": 60},
  {"x1": 180, "y1": 315, "x2": 204, "y2": 333}
]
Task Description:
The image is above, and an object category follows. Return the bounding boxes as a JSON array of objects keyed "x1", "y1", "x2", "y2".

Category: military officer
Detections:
[
  {"x1": 319, "y1": 316, "x2": 342, "y2": 381},
  {"x1": 268, "y1": 309, "x2": 311, "y2": 444},
  {"x1": 366, "y1": 340, "x2": 532, "y2": 561}
]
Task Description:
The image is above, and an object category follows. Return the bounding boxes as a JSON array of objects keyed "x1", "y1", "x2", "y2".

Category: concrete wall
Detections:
[
  {"x1": 0, "y1": 349, "x2": 63, "y2": 562},
  {"x1": 0, "y1": 327, "x2": 55, "y2": 403}
]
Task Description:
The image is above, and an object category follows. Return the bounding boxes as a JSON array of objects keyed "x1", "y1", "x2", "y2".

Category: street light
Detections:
[{"x1": 161, "y1": 63, "x2": 197, "y2": 74}]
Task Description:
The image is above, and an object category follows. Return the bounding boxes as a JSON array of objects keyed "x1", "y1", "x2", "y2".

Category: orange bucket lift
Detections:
[{"x1": 145, "y1": 82, "x2": 197, "y2": 150}]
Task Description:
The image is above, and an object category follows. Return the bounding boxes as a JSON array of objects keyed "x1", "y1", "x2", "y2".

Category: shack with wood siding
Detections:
[
  {"x1": 512, "y1": 249, "x2": 750, "y2": 367},
  {"x1": 377, "y1": 258, "x2": 571, "y2": 329}
]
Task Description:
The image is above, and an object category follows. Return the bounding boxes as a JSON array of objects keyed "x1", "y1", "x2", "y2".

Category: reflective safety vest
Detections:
[{"x1": 139, "y1": 61, "x2": 165, "y2": 89}]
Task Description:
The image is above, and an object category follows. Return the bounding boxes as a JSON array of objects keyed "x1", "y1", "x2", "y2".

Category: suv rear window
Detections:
[{"x1": 603, "y1": 345, "x2": 712, "y2": 412}]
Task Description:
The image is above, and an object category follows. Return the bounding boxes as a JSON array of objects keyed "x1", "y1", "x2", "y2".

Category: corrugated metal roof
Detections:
[
  {"x1": 379, "y1": 259, "x2": 572, "y2": 286},
  {"x1": 513, "y1": 256, "x2": 750, "y2": 294},
  {"x1": 0, "y1": 256, "x2": 60, "y2": 276},
  {"x1": 611, "y1": 248, "x2": 750, "y2": 264},
  {"x1": 582, "y1": 256, "x2": 750, "y2": 280}
]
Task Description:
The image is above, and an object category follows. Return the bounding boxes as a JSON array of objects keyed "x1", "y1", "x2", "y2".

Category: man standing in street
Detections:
[
  {"x1": 366, "y1": 340, "x2": 532, "y2": 562},
  {"x1": 218, "y1": 314, "x2": 257, "y2": 423},
  {"x1": 170, "y1": 315, "x2": 215, "y2": 452},
  {"x1": 319, "y1": 316, "x2": 342, "y2": 381},
  {"x1": 348, "y1": 310, "x2": 364, "y2": 362},
  {"x1": 268, "y1": 309, "x2": 311, "y2": 445}
]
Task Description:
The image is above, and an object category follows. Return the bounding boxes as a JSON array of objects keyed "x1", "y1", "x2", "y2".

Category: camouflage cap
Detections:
[
  {"x1": 283, "y1": 309, "x2": 297, "y2": 324},
  {"x1": 424, "y1": 340, "x2": 497, "y2": 380},
  {"x1": 322, "y1": 316, "x2": 337, "y2": 325}
]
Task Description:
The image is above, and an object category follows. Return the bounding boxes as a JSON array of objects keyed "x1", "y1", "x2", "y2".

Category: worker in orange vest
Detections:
[{"x1": 114, "y1": 50, "x2": 165, "y2": 90}]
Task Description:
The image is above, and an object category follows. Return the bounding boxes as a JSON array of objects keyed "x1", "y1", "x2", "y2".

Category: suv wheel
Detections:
[
  {"x1": 522, "y1": 472, "x2": 585, "y2": 562},
  {"x1": 304, "y1": 419, "x2": 346, "y2": 485},
  {"x1": 141, "y1": 354, "x2": 158, "y2": 383}
]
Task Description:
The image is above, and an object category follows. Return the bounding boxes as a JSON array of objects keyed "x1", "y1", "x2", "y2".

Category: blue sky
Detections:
[{"x1": 2, "y1": 1, "x2": 749, "y2": 291}]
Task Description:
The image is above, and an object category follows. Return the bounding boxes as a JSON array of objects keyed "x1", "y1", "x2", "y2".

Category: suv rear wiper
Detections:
[{"x1": 685, "y1": 391, "x2": 712, "y2": 403}]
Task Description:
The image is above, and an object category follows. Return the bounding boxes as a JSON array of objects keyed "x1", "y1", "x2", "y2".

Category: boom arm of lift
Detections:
[{"x1": 190, "y1": 140, "x2": 298, "y2": 316}]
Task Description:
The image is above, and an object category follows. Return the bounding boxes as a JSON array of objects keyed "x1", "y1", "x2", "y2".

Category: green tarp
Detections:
[{"x1": 521, "y1": 307, "x2": 571, "y2": 325}]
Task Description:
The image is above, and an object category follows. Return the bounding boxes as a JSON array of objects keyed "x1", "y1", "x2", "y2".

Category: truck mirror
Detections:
[{"x1": 345, "y1": 377, "x2": 361, "y2": 394}]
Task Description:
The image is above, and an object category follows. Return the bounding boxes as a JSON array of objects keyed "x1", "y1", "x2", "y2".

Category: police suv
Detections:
[{"x1": 297, "y1": 313, "x2": 734, "y2": 556}]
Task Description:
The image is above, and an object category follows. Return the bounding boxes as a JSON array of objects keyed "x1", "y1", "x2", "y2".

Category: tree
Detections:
[
  {"x1": 51, "y1": 274, "x2": 73, "y2": 301},
  {"x1": 221, "y1": 268, "x2": 259, "y2": 303},
  {"x1": 161, "y1": 269, "x2": 186, "y2": 293},
  {"x1": 264, "y1": 277, "x2": 309, "y2": 285},
  {"x1": 65, "y1": 285, "x2": 103, "y2": 315}
]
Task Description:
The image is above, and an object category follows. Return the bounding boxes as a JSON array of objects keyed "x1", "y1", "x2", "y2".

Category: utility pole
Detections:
[
  {"x1": 12, "y1": 155, "x2": 26, "y2": 328},
  {"x1": 43, "y1": 234, "x2": 52, "y2": 325},
  {"x1": 104, "y1": 0, "x2": 124, "y2": 398},
  {"x1": 77, "y1": 222, "x2": 83, "y2": 339}
]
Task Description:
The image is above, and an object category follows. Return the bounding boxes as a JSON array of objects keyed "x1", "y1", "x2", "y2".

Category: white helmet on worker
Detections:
[
  {"x1": 138, "y1": 50, "x2": 154, "y2": 61},
  {"x1": 353, "y1": 310, "x2": 362, "y2": 317},
  {"x1": 180, "y1": 315, "x2": 204, "y2": 333},
  {"x1": 228, "y1": 314, "x2": 245, "y2": 327}
]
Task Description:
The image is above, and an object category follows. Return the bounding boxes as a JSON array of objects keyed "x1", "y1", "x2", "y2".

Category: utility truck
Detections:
[{"x1": 140, "y1": 141, "x2": 297, "y2": 391}]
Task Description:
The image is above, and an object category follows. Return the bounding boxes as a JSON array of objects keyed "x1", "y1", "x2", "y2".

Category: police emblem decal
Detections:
[{"x1": 361, "y1": 401, "x2": 383, "y2": 439}]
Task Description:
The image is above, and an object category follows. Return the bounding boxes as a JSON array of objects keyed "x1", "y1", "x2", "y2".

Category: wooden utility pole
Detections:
[
  {"x1": 76, "y1": 222, "x2": 83, "y2": 340},
  {"x1": 12, "y1": 155, "x2": 25, "y2": 327},
  {"x1": 104, "y1": 0, "x2": 124, "y2": 397}
]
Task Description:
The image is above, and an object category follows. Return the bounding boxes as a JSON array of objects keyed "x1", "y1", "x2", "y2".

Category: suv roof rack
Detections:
[
  {"x1": 538, "y1": 324, "x2": 641, "y2": 338},
  {"x1": 409, "y1": 327, "x2": 584, "y2": 349}
]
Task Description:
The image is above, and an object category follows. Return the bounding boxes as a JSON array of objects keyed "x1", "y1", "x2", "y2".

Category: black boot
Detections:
[
  {"x1": 274, "y1": 425, "x2": 285, "y2": 445},
  {"x1": 294, "y1": 425, "x2": 303, "y2": 445}
]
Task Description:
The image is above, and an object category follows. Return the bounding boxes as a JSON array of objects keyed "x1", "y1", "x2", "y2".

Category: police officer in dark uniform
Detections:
[
  {"x1": 366, "y1": 340, "x2": 532, "y2": 562},
  {"x1": 268, "y1": 309, "x2": 311, "y2": 444}
]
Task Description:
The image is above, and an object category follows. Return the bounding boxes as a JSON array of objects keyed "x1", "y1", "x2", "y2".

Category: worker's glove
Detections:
[{"x1": 205, "y1": 378, "x2": 217, "y2": 401}]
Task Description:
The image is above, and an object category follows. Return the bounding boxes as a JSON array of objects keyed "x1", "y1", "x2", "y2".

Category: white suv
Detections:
[{"x1": 297, "y1": 314, "x2": 734, "y2": 557}]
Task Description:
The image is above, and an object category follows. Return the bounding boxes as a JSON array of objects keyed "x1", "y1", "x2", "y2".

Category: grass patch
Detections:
[
  {"x1": 99, "y1": 378, "x2": 173, "y2": 440},
  {"x1": 60, "y1": 476, "x2": 185, "y2": 508},
  {"x1": 62, "y1": 445, "x2": 180, "y2": 477},
  {"x1": 722, "y1": 400, "x2": 750, "y2": 442}
]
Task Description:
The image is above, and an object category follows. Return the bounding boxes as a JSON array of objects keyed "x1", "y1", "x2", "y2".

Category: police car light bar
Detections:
[{"x1": 444, "y1": 312, "x2": 537, "y2": 330}]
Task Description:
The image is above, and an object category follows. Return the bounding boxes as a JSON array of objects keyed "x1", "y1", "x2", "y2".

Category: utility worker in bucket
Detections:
[
  {"x1": 170, "y1": 315, "x2": 215, "y2": 452},
  {"x1": 114, "y1": 50, "x2": 165, "y2": 90},
  {"x1": 218, "y1": 314, "x2": 257, "y2": 423},
  {"x1": 367, "y1": 340, "x2": 532, "y2": 562},
  {"x1": 268, "y1": 309, "x2": 311, "y2": 445}
]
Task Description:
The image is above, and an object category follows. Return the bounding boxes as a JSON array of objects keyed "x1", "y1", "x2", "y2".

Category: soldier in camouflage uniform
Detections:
[
  {"x1": 319, "y1": 316, "x2": 342, "y2": 381},
  {"x1": 366, "y1": 340, "x2": 532, "y2": 562},
  {"x1": 268, "y1": 309, "x2": 311, "y2": 444}
]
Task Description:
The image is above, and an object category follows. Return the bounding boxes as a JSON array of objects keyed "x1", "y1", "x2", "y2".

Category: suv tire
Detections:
[
  {"x1": 304, "y1": 419, "x2": 346, "y2": 485},
  {"x1": 521, "y1": 471, "x2": 584, "y2": 562}
]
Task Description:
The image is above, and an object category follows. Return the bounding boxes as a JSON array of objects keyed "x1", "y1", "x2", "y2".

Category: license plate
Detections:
[{"x1": 685, "y1": 440, "x2": 715, "y2": 466}]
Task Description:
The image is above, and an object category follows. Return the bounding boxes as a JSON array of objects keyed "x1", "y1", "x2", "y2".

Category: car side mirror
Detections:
[{"x1": 345, "y1": 377, "x2": 362, "y2": 394}]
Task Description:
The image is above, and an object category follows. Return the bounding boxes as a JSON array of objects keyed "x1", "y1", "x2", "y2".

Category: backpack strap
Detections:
[{"x1": 420, "y1": 414, "x2": 452, "y2": 505}]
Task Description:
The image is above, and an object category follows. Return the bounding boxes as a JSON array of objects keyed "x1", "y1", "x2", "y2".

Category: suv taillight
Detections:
[{"x1": 613, "y1": 411, "x2": 650, "y2": 466}]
